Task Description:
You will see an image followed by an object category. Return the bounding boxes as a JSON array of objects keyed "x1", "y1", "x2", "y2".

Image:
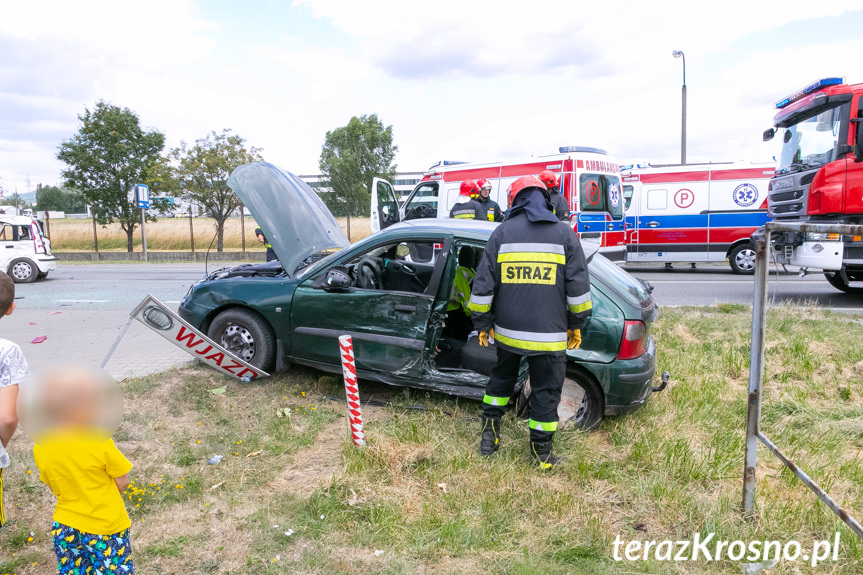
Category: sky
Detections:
[{"x1": 2, "y1": 0, "x2": 863, "y2": 193}]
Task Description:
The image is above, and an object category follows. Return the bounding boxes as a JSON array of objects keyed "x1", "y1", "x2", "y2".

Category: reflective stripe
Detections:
[
  {"x1": 468, "y1": 301, "x2": 491, "y2": 313},
  {"x1": 569, "y1": 301, "x2": 592, "y2": 314},
  {"x1": 469, "y1": 294, "x2": 493, "y2": 313},
  {"x1": 454, "y1": 213, "x2": 476, "y2": 219},
  {"x1": 494, "y1": 325, "x2": 567, "y2": 352},
  {"x1": 499, "y1": 243, "x2": 565, "y2": 255},
  {"x1": 529, "y1": 419, "x2": 559, "y2": 432},
  {"x1": 483, "y1": 395, "x2": 509, "y2": 406},
  {"x1": 567, "y1": 293, "x2": 591, "y2": 306},
  {"x1": 497, "y1": 252, "x2": 565, "y2": 264}
]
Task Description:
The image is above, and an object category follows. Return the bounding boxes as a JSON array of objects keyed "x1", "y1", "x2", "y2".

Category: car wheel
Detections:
[
  {"x1": 207, "y1": 308, "x2": 276, "y2": 373},
  {"x1": 728, "y1": 243, "x2": 756, "y2": 275},
  {"x1": 825, "y1": 270, "x2": 863, "y2": 294},
  {"x1": 8, "y1": 258, "x2": 38, "y2": 283},
  {"x1": 516, "y1": 367, "x2": 604, "y2": 431}
]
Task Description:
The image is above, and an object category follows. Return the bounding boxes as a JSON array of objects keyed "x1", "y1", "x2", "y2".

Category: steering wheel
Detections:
[{"x1": 357, "y1": 257, "x2": 383, "y2": 290}]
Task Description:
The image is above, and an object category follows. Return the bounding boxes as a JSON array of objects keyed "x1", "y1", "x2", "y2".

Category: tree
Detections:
[
  {"x1": 57, "y1": 101, "x2": 165, "y2": 252},
  {"x1": 318, "y1": 114, "x2": 398, "y2": 219},
  {"x1": 36, "y1": 185, "x2": 87, "y2": 213},
  {"x1": 166, "y1": 130, "x2": 263, "y2": 252}
]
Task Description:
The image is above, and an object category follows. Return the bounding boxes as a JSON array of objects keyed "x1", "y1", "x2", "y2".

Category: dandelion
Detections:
[
  {"x1": 196, "y1": 440, "x2": 201, "y2": 444},
  {"x1": 26, "y1": 470, "x2": 31, "y2": 475}
]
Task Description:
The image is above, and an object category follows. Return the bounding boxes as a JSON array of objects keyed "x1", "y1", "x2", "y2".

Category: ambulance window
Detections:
[
  {"x1": 578, "y1": 175, "x2": 605, "y2": 212},
  {"x1": 646, "y1": 189, "x2": 667, "y2": 210},
  {"x1": 404, "y1": 182, "x2": 439, "y2": 220},
  {"x1": 623, "y1": 185, "x2": 634, "y2": 210}
]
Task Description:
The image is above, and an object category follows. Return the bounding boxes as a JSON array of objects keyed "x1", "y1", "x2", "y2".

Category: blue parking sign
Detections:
[{"x1": 136, "y1": 184, "x2": 150, "y2": 209}]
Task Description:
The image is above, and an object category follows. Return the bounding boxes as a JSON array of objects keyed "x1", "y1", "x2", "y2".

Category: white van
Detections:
[{"x1": 0, "y1": 216, "x2": 57, "y2": 282}]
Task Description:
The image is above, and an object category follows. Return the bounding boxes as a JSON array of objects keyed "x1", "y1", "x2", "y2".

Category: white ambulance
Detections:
[
  {"x1": 621, "y1": 161, "x2": 775, "y2": 273},
  {"x1": 371, "y1": 147, "x2": 627, "y2": 261}
]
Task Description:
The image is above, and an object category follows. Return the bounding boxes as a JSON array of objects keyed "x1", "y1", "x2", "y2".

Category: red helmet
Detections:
[
  {"x1": 459, "y1": 179, "x2": 479, "y2": 198},
  {"x1": 537, "y1": 170, "x2": 558, "y2": 189},
  {"x1": 507, "y1": 175, "x2": 548, "y2": 205},
  {"x1": 476, "y1": 177, "x2": 492, "y2": 191}
]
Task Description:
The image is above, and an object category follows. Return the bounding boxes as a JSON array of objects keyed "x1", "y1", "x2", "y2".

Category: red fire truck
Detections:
[
  {"x1": 763, "y1": 77, "x2": 863, "y2": 292},
  {"x1": 370, "y1": 147, "x2": 627, "y2": 261}
]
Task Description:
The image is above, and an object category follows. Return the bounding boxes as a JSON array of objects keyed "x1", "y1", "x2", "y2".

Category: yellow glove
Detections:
[
  {"x1": 478, "y1": 328, "x2": 495, "y2": 348},
  {"x1": 567, "y1": 329, "x2": 582, "y2": 350}
]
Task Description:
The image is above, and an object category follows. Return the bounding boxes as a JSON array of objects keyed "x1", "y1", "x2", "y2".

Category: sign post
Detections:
[{"x1": 136, "y1": 184, "x2": 150, "y2": 262}]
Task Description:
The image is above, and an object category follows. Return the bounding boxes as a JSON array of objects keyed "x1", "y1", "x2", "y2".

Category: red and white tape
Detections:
[{"x1": 339, "y1": 335, "x2": 366, "y2": 447}]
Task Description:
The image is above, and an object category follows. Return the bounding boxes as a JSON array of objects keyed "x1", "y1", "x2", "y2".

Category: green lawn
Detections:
[{"x1": 2, "y1": 305, "x2": 863, "y2": 574}]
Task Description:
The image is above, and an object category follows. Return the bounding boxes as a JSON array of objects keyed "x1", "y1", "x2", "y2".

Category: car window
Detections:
[
  {"x1": 646, "y1": 189, "x2": 667, "y2": 210},
  {"x1": 588, "y1": 254, "x2": 652, "y2": 308},
  {"x1": 346, "y1": 240, "x2": 444, "y2": 294},
  {"x1": 0, "y1": 226, "x2": 8, "y2": 241},
  {"x1": 623, "y1": 185, "x2": 634, "y2": 210},
  {"x1": 404, "y1": 183, "x2": 439, "y2": 220}
]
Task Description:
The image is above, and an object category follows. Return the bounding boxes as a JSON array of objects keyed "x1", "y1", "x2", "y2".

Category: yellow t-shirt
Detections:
[{"x1": 33, "y1": 432, "x2": 132, "y2": 535}]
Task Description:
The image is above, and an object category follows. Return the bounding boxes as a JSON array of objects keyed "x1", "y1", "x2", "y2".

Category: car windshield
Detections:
[
  {"x1": 778, "y1": 105, "x2": 843, "y2": 171},
  {"x1": 588, "y1": 254, "x2": 652, "y2": 308},
  {"x1": 295, "y1": 249, "x2": 344, "y2": 277}
]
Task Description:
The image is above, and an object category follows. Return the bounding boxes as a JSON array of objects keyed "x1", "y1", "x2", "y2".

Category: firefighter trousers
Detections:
[{"x1": 482, "y1": 348, "x2": 566, "y2": 442}]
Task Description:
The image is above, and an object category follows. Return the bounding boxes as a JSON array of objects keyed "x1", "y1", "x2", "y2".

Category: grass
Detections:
[
  {"x1": 3, "y1": 304, "x2": 863, "y2": 573},
  {"x1": 46, "y1": 216, "x2": 373, "y2": 252}
]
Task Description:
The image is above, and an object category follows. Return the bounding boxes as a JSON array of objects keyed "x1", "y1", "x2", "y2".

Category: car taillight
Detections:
[{"x1": 617, "y1": 320, "x2": 647, "y2": 360}]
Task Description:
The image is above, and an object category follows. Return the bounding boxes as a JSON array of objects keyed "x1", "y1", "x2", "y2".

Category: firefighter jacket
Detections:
[
  {"x1": 447, "y1": 265, "x2": 475, "y2": 315},
  {"x1": 468, "y1": 189, "x2": 592, "y2": 356},
  {"x1": 449, "y1": 199, "x2": 485, "y2": 220},
  {"x1": 476, "y1": 197, "x2": 504, "y2": 222},
  {"x1": 549, "y1": 191, "x2": 570, "y2": 222}
]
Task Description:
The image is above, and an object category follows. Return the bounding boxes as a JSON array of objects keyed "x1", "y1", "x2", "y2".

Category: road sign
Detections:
[{"x1": 136, "y1": 184, "x2": 150, "y2": 209}]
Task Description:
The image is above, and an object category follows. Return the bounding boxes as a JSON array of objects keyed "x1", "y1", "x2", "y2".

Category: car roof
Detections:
[
  {"x1": 386, "y1": 218, "x2": 497, "y2": 236},
  {"x1": 0, "y1": 216, "x2": 33, "y2": 225}
]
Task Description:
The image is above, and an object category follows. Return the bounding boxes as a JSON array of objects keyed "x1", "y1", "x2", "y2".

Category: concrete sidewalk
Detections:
[{"x1": 0, "y1": 309, "x2": 195, "y2": 380}]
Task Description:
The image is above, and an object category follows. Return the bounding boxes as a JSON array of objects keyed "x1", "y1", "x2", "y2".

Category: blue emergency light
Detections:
[
  {"x1": 775, "y1": 77, "x2": 844, "y2": 109},
  {"x1": 559, "y1": 146, "x2": 607, "y2": 155}
]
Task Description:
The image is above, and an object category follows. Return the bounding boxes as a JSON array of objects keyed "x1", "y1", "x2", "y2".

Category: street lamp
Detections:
[{"x1": 672, "y1": 49, "x2": 686, "y2": 165}]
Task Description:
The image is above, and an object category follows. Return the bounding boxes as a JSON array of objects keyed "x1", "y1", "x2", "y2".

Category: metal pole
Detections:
[
  {"x1": 92, "y1": 213, "x2": 99, "y2": 254},
  {"x1": 189, "y1": 205, "x2": 195, "y2": 253},
  {"x1": 742, "y1": 229, "x2": 770, "y2": 515},
  {"x1": 140, "y1": 207, "x2": 148, "y2": 262},
  {"x1": 681, "y1": 84, "x2": 687, "y2": 165},
  {"x1": 100, "y1": 315, "x2": 135, "y2": 368},
  {"x1": 240, "y1": 203, "x2": 246, "y2": 252},
  {"x1": 43, "y1": 211, "x2": 50, "y2": 240}
]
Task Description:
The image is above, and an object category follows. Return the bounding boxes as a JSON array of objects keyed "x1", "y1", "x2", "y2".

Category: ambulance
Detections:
[
  {"x1": 620, "y1": 161, "x2": 775, "y2": 273},
  {"x1": 370, "y1": 146, "x2": 627, "y2": 260}
]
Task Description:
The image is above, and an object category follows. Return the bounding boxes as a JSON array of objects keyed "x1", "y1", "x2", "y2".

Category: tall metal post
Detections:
[
  {"x1": 92, "y1": 213, "x2": 99, "y2": 254},
  {"x1": 742, "y1": 229, "x2": 770, "y2": 514},
  {"x1": 681, "y1": 84, "x2": 687, "y2": 165},
  {"x1": 240, "y1": 203, "x2": 246, "y2": 252},
  {"x1": 140, "y1": 208, "x2": 148, "y2": 262},
  {"x1": 189, "y1": 206, "x2": 195, "y2": 253}
]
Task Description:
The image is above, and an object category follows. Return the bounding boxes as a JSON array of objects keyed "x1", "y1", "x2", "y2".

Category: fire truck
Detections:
[
  {"x1": 370, "y1": 146, "x2": 627, "y2": 260},
  {"x1": 763, "y1": 77, "x2": 863, "y2": 292}
]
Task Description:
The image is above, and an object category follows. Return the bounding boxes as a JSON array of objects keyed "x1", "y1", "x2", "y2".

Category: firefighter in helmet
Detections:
[
  {"x1": 449, "y1": 180, "x2": 485, "y2": 220},
  {"x1": 538, "y1": 170, "x2": 570, "y2": 222},
  {"x1": 468, "y1": 175, "x2": 591, "y2": 468},
  {"x1": 475, "y1": 178, "x2": 504, "y2": 222}
]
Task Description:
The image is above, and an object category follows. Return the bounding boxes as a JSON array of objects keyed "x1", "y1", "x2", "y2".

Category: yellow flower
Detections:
[
  {"x1": 196, "y1": 440, "x2": 201, "y2": 444},
  {"x1": 26, "y1": 470, "x2": 31, "y2": 475}
]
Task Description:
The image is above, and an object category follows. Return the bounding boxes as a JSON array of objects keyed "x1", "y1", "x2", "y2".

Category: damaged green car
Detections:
[{"x1": 179, "y1": 163, "x2": 664, "y2": 429}]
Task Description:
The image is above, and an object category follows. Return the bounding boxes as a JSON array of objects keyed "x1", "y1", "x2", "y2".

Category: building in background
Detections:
[{"x1": 298, "y1": 172, "x2": 424, "y2": 202}]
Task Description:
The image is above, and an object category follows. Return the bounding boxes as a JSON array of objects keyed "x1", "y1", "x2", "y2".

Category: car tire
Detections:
[
  {"x1": 8, "y1": 258, "x2": 38, "y2": 283},
  {"x1": 729, "y1": 243, "x2": 756, "y2": 275},
  {"x1": 207, "y1": 308, "x2": 276, "y2": 373},
  {"x1": 825, "y1": 270, "x2": 863, "y2": 294},
  {"x1": 515, "y1": 366, "x2": 604, "y2": 431}
]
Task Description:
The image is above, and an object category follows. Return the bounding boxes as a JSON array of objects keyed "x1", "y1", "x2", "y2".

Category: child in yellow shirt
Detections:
[{"x1": 29, "y1": 366, "x2": 133, "y2": 574}]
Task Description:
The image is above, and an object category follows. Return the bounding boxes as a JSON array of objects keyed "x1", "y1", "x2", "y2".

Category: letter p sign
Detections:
[{"x1": 674, "y1": 188, "x2": 694, "y2": 209}]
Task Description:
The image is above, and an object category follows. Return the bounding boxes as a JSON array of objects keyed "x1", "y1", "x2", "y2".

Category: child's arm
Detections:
[
  {"x1": 113, "y1": 472, "x2": 130, "y2": 493},
  {"x1": 0, "y1": 384, "x2": 18, "y2": 448}
]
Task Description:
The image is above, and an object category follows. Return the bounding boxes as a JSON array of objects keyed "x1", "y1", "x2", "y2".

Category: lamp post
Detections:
[{"x1": 672, "y1": 49, "x2": 686, "y2": 165}]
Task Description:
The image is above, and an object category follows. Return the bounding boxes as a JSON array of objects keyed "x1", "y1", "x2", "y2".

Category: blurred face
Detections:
[{"x1": 480, "y1": 186, "x2": 491, "y2": 199}]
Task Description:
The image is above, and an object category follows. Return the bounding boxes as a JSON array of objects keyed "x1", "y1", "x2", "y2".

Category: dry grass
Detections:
[
  {"x1": 3, "y1": 306, "x2": 863, "y2": 574},
  {"x1": 46, "y1": 217, "x2": 373, "y2": 252}
]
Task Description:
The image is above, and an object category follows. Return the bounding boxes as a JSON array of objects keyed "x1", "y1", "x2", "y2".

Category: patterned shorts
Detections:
[{"x1": 52, "y1": 521, "x2": 133, "y2": 574}]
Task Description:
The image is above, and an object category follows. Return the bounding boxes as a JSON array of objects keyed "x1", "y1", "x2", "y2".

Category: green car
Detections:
[{"x1": 179, "y1": 163, "x2": 663, "y2": 429}]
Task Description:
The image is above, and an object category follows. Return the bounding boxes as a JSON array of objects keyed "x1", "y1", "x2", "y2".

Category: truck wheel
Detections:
[
  {"x1": 729, "y1": 243, "x2": 756, "y2": 275},
  {"x1": 516, "y1": 367, "x2": 604, "y2": 431},
  {"x1": 8, "y1": 258, "x2": 38, "y2": 283},
  {"x1": 825, "y1": 271, "x2": 863, "y2": 294},
  {"x1": 207, "y1": 308, "x2": 276, "y2": 373}
]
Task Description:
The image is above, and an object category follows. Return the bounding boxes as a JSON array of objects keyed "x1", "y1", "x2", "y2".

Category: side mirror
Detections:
[
  {"x1": 763, "y1": 128, "x2": 775, "y2": 142},
  {"x1": 310, "y1": 266, "x2": 352, "y2": 291},
  {"x1": 854, "y1": 118, "x2": 863, "y2": 163}
]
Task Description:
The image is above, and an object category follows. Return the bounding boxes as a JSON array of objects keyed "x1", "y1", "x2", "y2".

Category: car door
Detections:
[
  {"x1": 370, "y1": 178, "x2": 401, "y2": 234},
  {"x1": 289, "y1": 237, "x2": 450, "y2": 379}
]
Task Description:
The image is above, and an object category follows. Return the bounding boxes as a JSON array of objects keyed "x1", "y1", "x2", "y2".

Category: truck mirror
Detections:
[{"x1": 762, "y1": 128, "x2": 775, "y2": 142}]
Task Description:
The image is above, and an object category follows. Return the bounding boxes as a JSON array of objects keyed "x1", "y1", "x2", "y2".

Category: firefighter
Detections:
[
  {"x1": 538, "y1": 170, "x2": 570, "y2": 222},
  {"x1": 475, "y1": 178, "x2": 504, "y2": 222},
  {"x1": 254, "y1": 227, "x2": 278, "y2": 262},
  {"x1": 449, "y1": 180, "x2": 484, "y2": 220},
  {"x1": 468, "y1": 175, "x2": 592, "y2": 468}
]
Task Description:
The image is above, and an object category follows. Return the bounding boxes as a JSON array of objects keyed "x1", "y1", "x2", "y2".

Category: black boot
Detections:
[
  {"x1": 479, "y1": 416, "x2": 501, "y2": 456},
  {"x1": 530, "y1": 440, "x2": 566, "y2": 469}
]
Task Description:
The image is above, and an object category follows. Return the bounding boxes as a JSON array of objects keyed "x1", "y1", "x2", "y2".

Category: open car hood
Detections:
[{"x1": 227, "y1": 163, "x2": 350, "y2": 276}]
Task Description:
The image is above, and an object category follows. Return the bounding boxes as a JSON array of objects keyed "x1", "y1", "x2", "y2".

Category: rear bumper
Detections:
[
  {"x1": 602, "y1": 336, "x2": 658, "y2": 416},
  {"x1": 36, "y1": 257, "x2": 58, "y2": 273}
]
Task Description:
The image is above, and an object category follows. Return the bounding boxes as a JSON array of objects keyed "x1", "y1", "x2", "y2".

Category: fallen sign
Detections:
[{"x1": 101, "y1": 294, "x2": 269, "y2": 381}]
